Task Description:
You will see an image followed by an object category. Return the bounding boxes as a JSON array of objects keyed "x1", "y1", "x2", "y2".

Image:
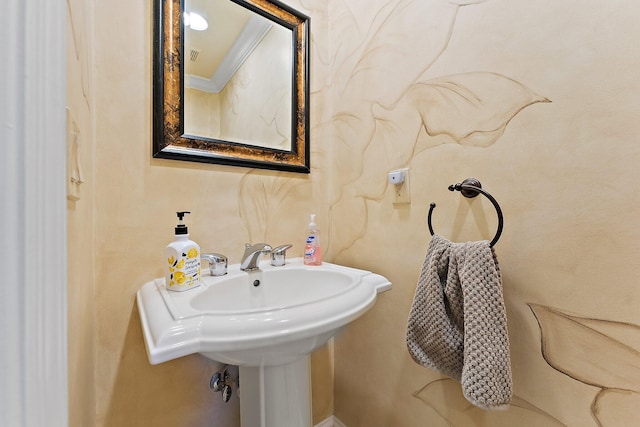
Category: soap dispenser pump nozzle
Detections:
[{"x1": 175, "y1": 211, "x2": 191, "y2": 235}]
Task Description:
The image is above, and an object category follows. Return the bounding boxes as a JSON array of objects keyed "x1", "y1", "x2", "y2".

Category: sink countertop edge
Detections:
[{"x1": 136, "y1": 260, "x2": 392, "y2": 365}]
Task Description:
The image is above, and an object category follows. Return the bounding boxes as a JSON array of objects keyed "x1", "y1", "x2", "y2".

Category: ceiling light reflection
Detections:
[{"x1": 184, "y1": 11, "x2": 208, "y2": 31}]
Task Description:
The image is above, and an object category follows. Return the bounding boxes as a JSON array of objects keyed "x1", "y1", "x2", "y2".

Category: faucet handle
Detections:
[
  {"x1": 202, "y1": 253, "x2": 228, "y2": 276},
  {"x1": 271, "y1": 244, "x2": 293, "y2": 267}
]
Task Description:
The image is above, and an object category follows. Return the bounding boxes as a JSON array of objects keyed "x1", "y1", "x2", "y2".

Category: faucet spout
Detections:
[{"x1": 240, "y1": 243, "x2": 272, "y2": 272}]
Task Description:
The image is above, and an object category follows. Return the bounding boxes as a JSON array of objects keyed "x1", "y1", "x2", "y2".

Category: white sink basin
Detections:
[
  {"x1": 137, "y1": 258, "x2": 391, "y2": 366},
  {"x1": 191, "y1": 268, "x2": 357, "y2": 313}
]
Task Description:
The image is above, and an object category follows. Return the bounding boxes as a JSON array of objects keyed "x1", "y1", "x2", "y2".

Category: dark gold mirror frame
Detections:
[{"x1": 153, "y1": 0, "x2": 310, "y2": 173}]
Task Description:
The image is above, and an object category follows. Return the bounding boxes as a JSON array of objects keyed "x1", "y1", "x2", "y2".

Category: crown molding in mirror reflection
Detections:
[{"x1": 153, "y1": 0, "x2": 310, "y2": 173}]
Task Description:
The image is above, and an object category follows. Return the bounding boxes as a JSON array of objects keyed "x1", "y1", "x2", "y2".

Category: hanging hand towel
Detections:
[{"x1": 406, "y1": 234, "x2": 512, "y2": 410}]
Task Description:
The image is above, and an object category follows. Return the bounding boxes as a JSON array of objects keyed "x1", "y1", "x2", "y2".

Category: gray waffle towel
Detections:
[{"x1": 406, "y1": 234, "x2": 512, "y2": 409}]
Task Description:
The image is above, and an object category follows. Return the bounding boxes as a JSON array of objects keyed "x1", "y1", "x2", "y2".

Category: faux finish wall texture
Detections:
[
  {"x1": 326, "y1": 0, "x2": 640, "y2": 426},
  {"x1": 67, "y1": 0, "x2": 640, "y2": 426}
]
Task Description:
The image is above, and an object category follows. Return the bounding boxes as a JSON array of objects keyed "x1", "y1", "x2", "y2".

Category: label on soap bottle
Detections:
[
  {"x1": 166, "y1": 245, "x2": 201, "y2": 291},
  {"x1": 304, "y1": 235, "x2": 322, "y2": 265}
]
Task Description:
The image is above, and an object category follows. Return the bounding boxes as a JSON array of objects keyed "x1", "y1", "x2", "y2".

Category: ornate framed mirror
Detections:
[{"x1": 153, "y1": 0, "x2": 310, "y2": 172}]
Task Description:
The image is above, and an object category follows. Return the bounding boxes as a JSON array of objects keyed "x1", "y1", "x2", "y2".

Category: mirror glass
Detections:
[
  {"x1": 153, "y1": 0, "x2": 310, "y2": 172},
  {"x1": 184, "y1": 0, "x2": 292, "y2": 149}
]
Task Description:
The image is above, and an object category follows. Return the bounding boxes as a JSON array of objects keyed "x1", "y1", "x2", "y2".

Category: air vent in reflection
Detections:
[{"x1": 190, "y1": 49, "x2": 201, "y2": 62}]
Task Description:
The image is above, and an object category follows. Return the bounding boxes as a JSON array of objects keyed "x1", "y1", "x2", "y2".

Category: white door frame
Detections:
[{"x1": 0, "y1": 0, "x2": 68, "y2": 426}]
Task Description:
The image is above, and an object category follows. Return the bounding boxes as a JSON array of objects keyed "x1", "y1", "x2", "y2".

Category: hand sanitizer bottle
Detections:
[
  {"x1": 165, "y1": 211, "x2": 201, "y2": 291},
  {"x1": 304, "y1": 214, "x2": 322, "y2": 266}
]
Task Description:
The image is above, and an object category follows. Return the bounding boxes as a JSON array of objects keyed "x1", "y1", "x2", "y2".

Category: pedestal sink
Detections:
[{"x1": 137, "y1": 257, "x2": 391, "y2": 427}]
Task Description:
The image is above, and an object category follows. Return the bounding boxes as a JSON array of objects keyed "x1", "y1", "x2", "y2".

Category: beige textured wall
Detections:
[
  {"x1": 66, "y1": 0, "x2": 96, "y2": 424},
  {"x1": 327, "y1": 0, "x2": 640, "y2": 426},
  {"x1": 86, "y1": 0, "x2": 330, "y2": 426},
  {"x1": 68, "y1": 0, "x2": 640, "y2": 426}
]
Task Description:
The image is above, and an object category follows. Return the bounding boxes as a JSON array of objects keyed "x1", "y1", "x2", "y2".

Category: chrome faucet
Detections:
[
  {"x1": 270, "y1": 244, "x2": 292, "y2": 267},
  {"x1": 240, "y1": 243, "x2": 272, "y2": 272},
  {"x1": 201, "y1": 253, "x2": 228, "y2": 276}
]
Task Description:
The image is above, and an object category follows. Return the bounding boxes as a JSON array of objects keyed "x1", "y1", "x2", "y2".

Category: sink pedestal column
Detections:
[{"x1": 239, "y1": 355, "x2": 311, "y2": 427}]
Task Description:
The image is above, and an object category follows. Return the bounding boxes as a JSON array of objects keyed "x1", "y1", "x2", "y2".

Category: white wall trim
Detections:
[
  {"x1": 0, "y1": 0, "x2": 68, "y2": 426},
  {"x1": 314, "y1": 417, "x2": 334, "y2": 427},
  {"x1": 334, "y1": 416, "x2": 347, "y2": 427},
  {"x1": 314, "y1": 415, "x2": 347, "y2": 427}
]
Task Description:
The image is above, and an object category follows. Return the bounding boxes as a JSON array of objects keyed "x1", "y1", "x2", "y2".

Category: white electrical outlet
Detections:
[{"x1": 391, "y1": 168, "x2": 411, "y2": 204}]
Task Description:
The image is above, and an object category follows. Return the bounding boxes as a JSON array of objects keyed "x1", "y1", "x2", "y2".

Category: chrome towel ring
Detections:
[{"x1": 427, "y1": 178, "x2": 504, "y2": 247}]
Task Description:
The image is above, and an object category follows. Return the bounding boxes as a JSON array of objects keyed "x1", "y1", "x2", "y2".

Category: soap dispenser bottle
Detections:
[
  {"x1": 303, "y1": 214, "x2": 322, "y2": 266},
  {"x1": 165, "y1": 211, "x2": 201, "y2": 291}
]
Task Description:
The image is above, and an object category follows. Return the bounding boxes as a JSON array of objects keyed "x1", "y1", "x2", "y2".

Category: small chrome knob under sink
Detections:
[{"x1": 209, "y1": 365, "x2": 237, "y2": 403}]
